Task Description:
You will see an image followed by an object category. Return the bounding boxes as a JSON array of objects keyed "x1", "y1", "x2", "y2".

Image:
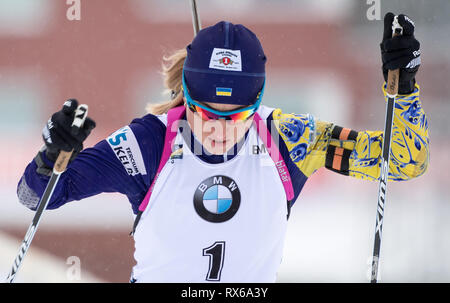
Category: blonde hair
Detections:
[{"x1": 146, "y1": 48, "x2": 187, "y2": 115}]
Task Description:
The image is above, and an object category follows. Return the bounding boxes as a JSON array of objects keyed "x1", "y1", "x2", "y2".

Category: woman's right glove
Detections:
[{"x1": 37, "y1": 99, "x2": 96, "y2": 175}]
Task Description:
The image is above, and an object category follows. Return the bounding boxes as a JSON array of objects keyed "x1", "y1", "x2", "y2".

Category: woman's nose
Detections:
[{"x1": 204, "y1": 119, "x2": 233, "y2": 139}]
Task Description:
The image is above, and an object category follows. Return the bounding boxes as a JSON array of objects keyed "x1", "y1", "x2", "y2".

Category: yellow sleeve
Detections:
[
  {"x1": 349, "y1": 83, "x2": 429, "y2": 181},
  {"x1": 271, "y1": 82, "x2": 429, "y2": 181}
]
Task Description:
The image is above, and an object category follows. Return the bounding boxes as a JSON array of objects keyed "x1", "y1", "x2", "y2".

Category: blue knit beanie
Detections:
[{"x1": 183, "y1": 21, "x2": 266, "y2": 106}]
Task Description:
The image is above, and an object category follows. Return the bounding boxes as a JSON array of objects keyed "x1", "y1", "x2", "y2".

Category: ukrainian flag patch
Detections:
[{"x1": 216, "y1": 87, "x2": 232, "y2": 97}]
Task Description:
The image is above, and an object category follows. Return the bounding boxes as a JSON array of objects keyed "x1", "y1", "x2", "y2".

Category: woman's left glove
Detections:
[{"x1": 380, "y1": 12, "x2": 421, "y2": 94}]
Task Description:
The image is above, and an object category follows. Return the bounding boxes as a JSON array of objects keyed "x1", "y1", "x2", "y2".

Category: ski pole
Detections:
[
  {"x1": 370, "y1": 16, "x2": 403, "y2": 283},
  {"x1": 5, "y1": 104, "x2": 88, "y2": 283},
  {"x1": 190, "y1": 0, "x2": 202, "y2": 36}
]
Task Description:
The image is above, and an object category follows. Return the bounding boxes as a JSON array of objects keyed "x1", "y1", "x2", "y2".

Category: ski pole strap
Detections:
[
  {"x1": 252, "y1": 113, "x2": 294, "y2": 202},
  {"x1": 325, "y1": 125, "x2": 358, "y2": 176}
]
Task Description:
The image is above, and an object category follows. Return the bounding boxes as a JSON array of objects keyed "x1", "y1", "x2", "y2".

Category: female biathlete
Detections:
[{"x1": 17, "y1": 14, "x2": 428, "y2": 282}]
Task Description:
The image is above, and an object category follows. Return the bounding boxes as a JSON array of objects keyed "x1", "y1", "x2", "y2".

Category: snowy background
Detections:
[{"x1": 0, "y1": 0, "x2": 449, "y2": 283}]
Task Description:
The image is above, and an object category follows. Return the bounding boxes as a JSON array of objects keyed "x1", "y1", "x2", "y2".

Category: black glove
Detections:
[
  {"x1": 42, "y1": 99, "x2": 96, "y2": 162},
  {"x1": 380, "y1": 12, "x2": 421, "y2": 94}
]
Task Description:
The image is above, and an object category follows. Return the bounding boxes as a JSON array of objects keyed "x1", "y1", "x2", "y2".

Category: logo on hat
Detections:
[
  {"x1": 220, "y1": 57, "x2": 233, "y2": 65},
  {"x1": 193, "y1": 175, "x2": 241, "y2": 223},
  {"x1": 209, "y1": 48, "x2": 242, "y2": 72}
]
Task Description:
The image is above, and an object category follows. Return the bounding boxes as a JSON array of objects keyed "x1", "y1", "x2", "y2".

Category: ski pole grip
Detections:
[
  {"x1": 386, "y1": 68, "x2": 399, "y2": 97},
  {"x1": 386, "y1": 16, "x2": 403, "y2": 97},
  {"x1": 54, "y1": 150, "x2": 73, "y2": 174},
  {"x1": 53, "y1": 104, "x2": 89, "y2": 175}
]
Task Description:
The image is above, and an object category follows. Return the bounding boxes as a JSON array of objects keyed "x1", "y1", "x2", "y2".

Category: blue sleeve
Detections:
[{"x1": 17, "y1": 114, "x2": 166, "y2": 214}]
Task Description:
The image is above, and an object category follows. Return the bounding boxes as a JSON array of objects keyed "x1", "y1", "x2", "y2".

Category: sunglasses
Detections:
[
  {"x1": 186, "y1": 98, "x2": 261, "y2": 122},
  {"x1": 182, "y1": 72, "x2": 265, "y2": 122}
]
